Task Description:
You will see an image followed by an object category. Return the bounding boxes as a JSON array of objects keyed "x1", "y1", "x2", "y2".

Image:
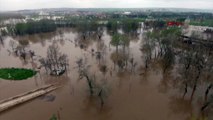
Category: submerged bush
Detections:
[{"x1": 49, "y1": 114, "x2": 57, "y2": 120}]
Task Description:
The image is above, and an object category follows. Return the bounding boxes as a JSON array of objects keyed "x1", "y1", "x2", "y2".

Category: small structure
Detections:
[
  {"x1": 50, "y1": 68, "x2": 66, "y2": 76},
  {"x1": 167, "y1": 21, "x2": 183, "y2": 27},
  {"x1": 204, "y1": 28, "x2": 213, "y2": 33},
  {"x1": 123, "y1": 12, "x2": 131, "y2": 15}
]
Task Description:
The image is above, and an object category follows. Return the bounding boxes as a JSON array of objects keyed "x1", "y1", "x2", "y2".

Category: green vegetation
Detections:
[
  {"x1": 144, "y1": 20, "x2": 166, "y2": 29},
  {"x1": 141, "y1": 27, "x2": 181, "y2": 70},
  {"x1": 110, "y1": 33, "x2": 129, "y2": 52},
  {"x1": 11, "y1": 15, "x2": 143, "y2": 36},
  {"x1": 15, "y1": 19, "x2": 56, "y2": 35},
  {"x1": 0, "y1": 68, "x2": 37, "y2": 80},
  {"x1": 122, "y1": 19, "x2": 140, "y2": 34},
  {"x1": 111, "y1": 33, "x2": 122, "y2": 51},
  {"x1": 49, "y1": 114, "x2": 57, "y2": 120},
  {"x1": 190, "y1": 19, "x2": 213, "y2": 27},
  {"x1": 106, "y1": 20, "x2": 119, "y2": 32}
]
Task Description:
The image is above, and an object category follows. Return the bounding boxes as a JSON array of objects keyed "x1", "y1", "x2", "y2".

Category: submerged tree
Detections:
[
  {"x1": 0, "y1": 36, "x2": 3, "y2": 45},
  {"x1": 190, "y1": 50, "x2": 205, "y2": 100},
  {"x1": 15, "y1": 19, "x2": 56, "y2": 35},
  {"x1": 110, "y1": 33, "x2": 122, "y2": 52},
  {"x1": 203, "y1": 54, "x2": 213, "y2": 101},
  {"x1": 141, "y1": 32, "x2": 154, "y2": 69},
  {"x1": 120, "y1": 34, "x2": 130, "y2": 52},
  {"x1": 161, "y1": 47, "x2": 175, "y2": 73},
  {"x1": 76, "y1": 57, "x2": 95, "y2": 95},
  {"x1": 201, "y1": 94, "x2": 213, "y2": 113},
  {"x1": 141, "y1": 27, "x2": 180, "y2": 71},
  {"x1": 178, "y1": 47, "x2": 206, "y2": 101},
  {"x1": 39, "y1": 43, "x2": 68, "y2": 75},
  {"x1": 110, "y1": 50, "x2": 129, "y2": 71},
  {"x1": 129, "y1": 57, "x2": 137, "y2": 73},
  {"x1": 106, "y1": 20, "x2": 119, "y2": 34},
  {"x1": 179, "y1": 50, "x2": 194, "y2": 98},
  {"x1": 122, "y1": 19, "x2": 139, "y2": 36},
  {"x1": 76, "y1": 57, "x2": 109, "y2": 106},
  {"x1": 111, "y1": 33, "x2": 130, "y2": 54}
]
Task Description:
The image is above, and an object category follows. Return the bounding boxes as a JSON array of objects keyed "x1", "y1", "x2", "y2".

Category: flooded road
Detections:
[{"x1": 0, "y1": 28, "x2": 211, "y2": 120}]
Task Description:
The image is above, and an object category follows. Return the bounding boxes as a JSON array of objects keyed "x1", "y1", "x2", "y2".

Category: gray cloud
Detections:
[{"x1": 0, "y1": 0, "x2": 212, "y2": 11}]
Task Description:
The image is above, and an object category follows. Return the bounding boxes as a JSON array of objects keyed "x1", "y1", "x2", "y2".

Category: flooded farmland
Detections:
[{"x1": 0, "y1": 28, "x2": 212, "y2": 120}]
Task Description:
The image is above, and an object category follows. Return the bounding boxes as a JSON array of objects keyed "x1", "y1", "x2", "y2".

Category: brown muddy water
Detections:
[{"x1": 0, "y1": 28, "x2": 212, "y2": 120}]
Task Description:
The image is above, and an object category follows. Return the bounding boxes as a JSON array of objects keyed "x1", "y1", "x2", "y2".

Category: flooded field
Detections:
[{"x1": 0, "y1": 28, "x2": 212, "y2": 120}]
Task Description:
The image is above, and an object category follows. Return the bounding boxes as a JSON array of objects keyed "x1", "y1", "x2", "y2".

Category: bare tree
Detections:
[
  {"x1": 76, "y1": 57, "x2": 109, "y2": 108},
  {"x1": 204, "y1": 55, "x2": 213, "y2": 101},
  {"x1": 77, "y1": 57, "x2": 95, "y2": 95},
  {"x1": 179, "y1": 50, "x2": 194, "y2": 98},
  {"x1": 129, "y1": 57, "x2": 137, "y2": 73},
  {"x1": 39, "y1": 43, "x2": 68, "y2": 76},
  {"x1": 161, "y1": 46, "x2": 175, "y2": 73},
  {"x1": 190, "y1": 50, "x2": 205, "y2": 100}
]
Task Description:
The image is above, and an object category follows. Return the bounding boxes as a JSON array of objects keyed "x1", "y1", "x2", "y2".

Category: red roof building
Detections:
[{"x1": 167, "y1": 21, "x2": 183, "y2": 26}]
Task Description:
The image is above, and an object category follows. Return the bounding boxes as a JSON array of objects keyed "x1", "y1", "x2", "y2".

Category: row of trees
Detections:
[
  {"x1": 110, "y1": 33, "x2": 130, "y2": 52},
  {"x1": 4, "y1": 16, "x2": 142, "y2": 38},
  {"x1": 144, "y1": 20, "x2": 166, "y2": 29},
  {"x1": 106, "y1": 19, "x2": 140, "y2": 34},
  {"x1": 15, "y1": 19, "x2": 56, "y2": 35},
  {"x1": 141, "y1": 26, "x2": 213, "y2": 115},
  {"x1": 141, "y1": 27, "x2": 181, "y2": 71}
]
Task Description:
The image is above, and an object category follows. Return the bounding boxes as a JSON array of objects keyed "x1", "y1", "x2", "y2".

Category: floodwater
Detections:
[{"x1": 0, "y1": 28, "x2": 212, "y2": 120}]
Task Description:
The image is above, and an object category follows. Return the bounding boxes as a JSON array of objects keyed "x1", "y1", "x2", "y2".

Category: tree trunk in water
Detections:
[
  {"x1": 191, "y1": 72, "x2": 200, "y2": 101},
  {"x1": 154, "y1": 48, "x2": 157, "y2": 59},
  {"x1": 205, "y1": 84, "x2": 212, "y2": 102},
  {"x1": 159, "y1": 47, "x2": 163, "y2": 57},
  {"x1": 125, "y1": 59, "x2": 128, "y2": 70},
  {"x1": 0, "y1": 37, "x2": 3, "y2": 45},
  {"x1": 44, "y1": 66, "x2": 48, "y2": 74},
  {"x1": 85, "y1": 75, "x2": 93, "y2": 95},
  {"x1": 57, "y1": 110, "x2": 61, "y2": 120},
  {"x1": 145, "y1": 58, "x2": 148, "y2": 69},
  {"x1": 190, "y1": 83, "x2": 197, "y2": 101},
  {"x1": 201, "y1": 102, "x2": 210, "y2": 112},
  {"x1": 123, "y1": 45, "x2": 125, "y2": 53},
  {"x1": 163, "y1": 67, "x2": 167, "y2": 74},
  {"x1": 113, "y1": 62, "x2": 116, "y2": 70},
  {"x1": 182, "y1": 83, "x2": 188, "y2": 99},
  {"x1": 98, "y1": 89, "x2": 104, "y2": 107},
  {"x1": 116, "y1": 46, "x2": 118, "y2": 53}
]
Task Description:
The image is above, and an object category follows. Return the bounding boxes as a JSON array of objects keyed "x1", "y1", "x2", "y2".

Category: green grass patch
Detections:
[
  {"x1": 0, "y1": 68, "x2": 37, "y2": 80},
  {"x1": 49, "y1": 114, "x2": 57, "y2": 120},
  {"x1": 190, "y1": 20, "x2": 213, "y2": 27}
]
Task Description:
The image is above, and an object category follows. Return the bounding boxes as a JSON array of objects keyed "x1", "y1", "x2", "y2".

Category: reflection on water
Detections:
[{"x1": 0, "y1": 28, "x2": 211, "y2": 120}]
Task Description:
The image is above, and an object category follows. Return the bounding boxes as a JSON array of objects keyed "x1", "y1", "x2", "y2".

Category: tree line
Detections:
[{"x1": 15, "y1": 19, "x2": 56, "y2": 35}]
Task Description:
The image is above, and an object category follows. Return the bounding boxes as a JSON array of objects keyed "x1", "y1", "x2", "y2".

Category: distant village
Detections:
[{"x1": 0, "y1": 9, "x2": 213, "y2": 41}]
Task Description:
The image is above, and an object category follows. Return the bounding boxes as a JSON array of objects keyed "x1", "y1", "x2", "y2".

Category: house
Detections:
[{"x1": 167, "y1": 21, "x2": 183, "y2": 27}]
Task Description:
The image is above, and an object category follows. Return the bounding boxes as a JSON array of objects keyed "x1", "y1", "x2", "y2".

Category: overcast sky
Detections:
[{"x1": 0, "y1": 0, "x2": 213, "y2": 11}]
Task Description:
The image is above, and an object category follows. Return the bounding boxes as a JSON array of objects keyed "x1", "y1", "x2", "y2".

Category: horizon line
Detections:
[{"x1": 1, "y1": 7, "x2": 213, "y2": 12}]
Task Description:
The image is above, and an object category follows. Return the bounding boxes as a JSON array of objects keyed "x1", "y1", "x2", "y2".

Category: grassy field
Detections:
[
  {"x1": 190, "y1": 19, "x2": 213, "y2": 27},
  {"x1": 0, "y1": 68, "x2": 37, "y2": 80}
]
